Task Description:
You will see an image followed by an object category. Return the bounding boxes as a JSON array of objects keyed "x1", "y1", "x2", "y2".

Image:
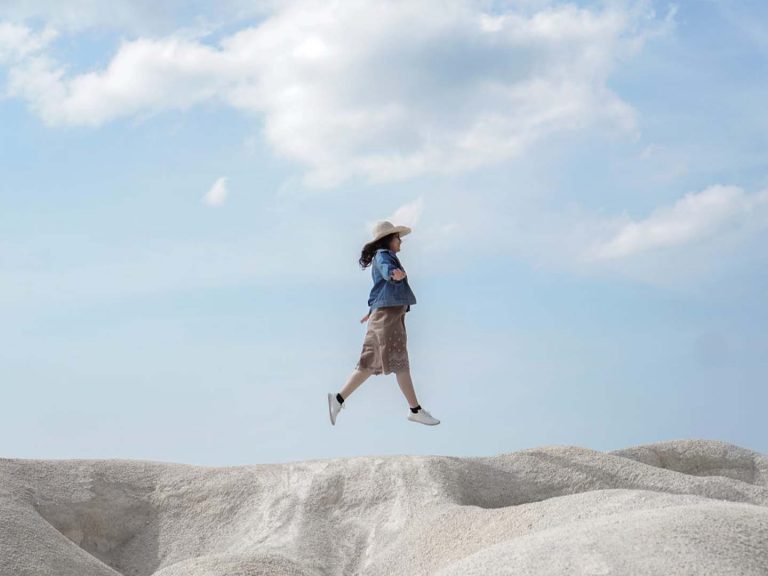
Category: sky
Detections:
[{"x1": 1, "y1": 0, "x2": 766, "y2": 466}]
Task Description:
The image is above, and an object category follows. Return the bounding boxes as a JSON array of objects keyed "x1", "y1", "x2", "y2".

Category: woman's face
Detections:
[{"x1": 388, "y1": 233, "x2": 402, "y2": 252}]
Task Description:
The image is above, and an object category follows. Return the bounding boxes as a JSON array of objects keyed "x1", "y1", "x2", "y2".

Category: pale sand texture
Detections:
[{"x1": 1, "y1": 438, "x2": 767, "y2": 575}]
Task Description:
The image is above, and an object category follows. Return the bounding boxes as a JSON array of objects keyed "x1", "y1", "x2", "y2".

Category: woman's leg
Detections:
[
  {"x1": 395, "y1": 369, "x2": 420, "y2": 409},
  {"x1": 339, "y1": 368, "x2": 373, "y2": 399}
]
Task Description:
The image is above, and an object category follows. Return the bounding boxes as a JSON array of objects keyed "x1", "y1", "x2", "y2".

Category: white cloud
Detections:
[
  {"x1": 6, "y1": 36, "x2": 235, "y2": 126},
  {"x1": 586, "y1": 185, "x2": 768, "y2": 261},
  {"x1": 364, "y1": 197, "x2": 425, "y2": 243},
  {"x1": 203, "y1": 176, "x2": 229, "y2": 206},
  {"x1": 441, "y1": 178, "x2": 768, "y2": 289},
  {"x1": 2, "y1": 0, "x2": 673, "y2": 187},
  {"x1": 0, "y1": 21, "x2": 57, "y2": 64},
  {"x1": 387, "y1": 197, "x2": 424, "y2": 229}
]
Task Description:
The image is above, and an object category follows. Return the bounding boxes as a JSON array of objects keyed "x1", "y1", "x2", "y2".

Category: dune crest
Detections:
[{"x1": 1, "y1": 438, "x2": 767, "y2": 575}]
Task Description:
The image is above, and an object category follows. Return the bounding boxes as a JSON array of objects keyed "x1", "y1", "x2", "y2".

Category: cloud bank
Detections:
[{"x1": 2, "y1": 0, "x2": 674, "y2": 187}]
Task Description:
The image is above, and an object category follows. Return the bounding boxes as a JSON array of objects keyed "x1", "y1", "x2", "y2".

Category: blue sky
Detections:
[{"x1": 1, "y1": 0, "x2": 766, "y2": 466}]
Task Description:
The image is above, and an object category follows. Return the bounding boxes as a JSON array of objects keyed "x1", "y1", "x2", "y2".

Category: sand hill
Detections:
[{"x1": 1, "y1": 438, "x2": 767, "y2": 575}]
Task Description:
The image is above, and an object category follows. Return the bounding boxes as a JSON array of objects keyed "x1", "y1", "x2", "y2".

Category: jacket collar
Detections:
[{"x1": 376, "y1": 248, "x2": 403, "y2": 267}]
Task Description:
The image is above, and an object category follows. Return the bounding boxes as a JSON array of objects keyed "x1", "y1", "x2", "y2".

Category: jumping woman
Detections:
[{"x1": 327, "y1": 220, "x2": 440, "y2": 427}]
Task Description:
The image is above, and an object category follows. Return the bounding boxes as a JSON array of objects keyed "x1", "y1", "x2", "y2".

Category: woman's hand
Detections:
[
  {"x1": 391, "y1": 268, "x2": 407, "y2": 281},
  {"x1": 360, "y1": 313, "x2": 370, "y2": 323}
]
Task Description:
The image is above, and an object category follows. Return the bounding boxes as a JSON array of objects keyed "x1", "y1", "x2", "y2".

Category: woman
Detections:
[{"x1": 327, "y1": 220, "x2": 440, "y2": 426}]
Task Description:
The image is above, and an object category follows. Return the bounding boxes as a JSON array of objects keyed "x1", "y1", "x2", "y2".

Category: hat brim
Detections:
[{"x1": 364, "y1": 225, "x2": 412, "y2": 248}]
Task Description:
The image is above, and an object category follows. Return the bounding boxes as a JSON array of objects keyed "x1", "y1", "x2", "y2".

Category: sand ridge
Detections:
[{"x1": 1, "y1": 438, "x2": 766, "y2": 575}]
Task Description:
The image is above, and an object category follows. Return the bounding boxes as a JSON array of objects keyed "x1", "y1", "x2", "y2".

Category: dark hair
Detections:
[{"x1": 359, "y1": 233, "x2": 398, "y2": 269}]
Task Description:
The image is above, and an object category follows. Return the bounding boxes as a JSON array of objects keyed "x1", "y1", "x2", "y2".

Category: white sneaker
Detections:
[
  {"x1": 407, "y1": 407, "x2": 440, "y2": 426},
  {"x1": 327, "y1": 392, "x2": 346, "y2": 425}
]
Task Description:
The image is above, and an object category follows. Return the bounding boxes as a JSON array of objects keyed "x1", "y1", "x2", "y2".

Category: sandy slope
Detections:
[{"x1": 1, "y1": 438, "x2": 766, "y2": 575}]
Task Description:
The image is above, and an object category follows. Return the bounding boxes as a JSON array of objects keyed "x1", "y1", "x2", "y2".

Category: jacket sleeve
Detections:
[{"x1": 374, "y1": 251, "x2": 401, "y2": 284}]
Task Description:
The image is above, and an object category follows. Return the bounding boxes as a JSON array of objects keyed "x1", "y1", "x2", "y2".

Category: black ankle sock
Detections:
[
  {"x1": 410, "y1": 404, "x2": 421, "y2": 413},
  {"x1": 336, "y1": 393, "x2": 345, "y2": 404}
]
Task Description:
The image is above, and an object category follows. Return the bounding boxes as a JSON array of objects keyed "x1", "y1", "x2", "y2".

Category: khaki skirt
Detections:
[{"x1": 355, "y1": 305, "x2": 410, "y2": 375}]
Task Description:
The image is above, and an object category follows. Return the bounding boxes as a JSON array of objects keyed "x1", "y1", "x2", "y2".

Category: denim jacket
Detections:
[{"x1": 367, "y1": 248, "x2": 417, "y2": 314}]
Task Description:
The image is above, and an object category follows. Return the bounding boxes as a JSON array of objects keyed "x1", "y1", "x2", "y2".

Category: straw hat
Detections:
[{"x1": 365, "y1": 220, "x2": 411, "y2": 247}]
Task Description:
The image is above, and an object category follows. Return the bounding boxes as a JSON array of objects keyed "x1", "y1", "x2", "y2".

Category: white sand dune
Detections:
[{"x1": 1, "y1": 438, "x2": 767, "y2": 575}]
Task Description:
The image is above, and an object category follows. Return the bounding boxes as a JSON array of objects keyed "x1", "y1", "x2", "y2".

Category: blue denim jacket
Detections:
[{"x1": 367, "y1": 248, "x2": 417, "y2": 314}]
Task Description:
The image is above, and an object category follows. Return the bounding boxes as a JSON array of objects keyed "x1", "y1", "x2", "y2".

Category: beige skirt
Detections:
[{"x1": 355, "y1": 305, "x2": 410, "y2": 375}]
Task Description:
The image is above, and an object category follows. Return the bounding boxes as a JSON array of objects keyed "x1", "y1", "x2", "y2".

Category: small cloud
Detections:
[
  {"x1": 202, "y1": 176, "x2": 228, "y2": 207},
  {"x1": 388, "y1": 197, "x2": 424, "y2": 228},
  {"x1": 638, "y1": 143, "x2": 657, "y2": 159},
  {"x1": 586, "y1": 185, "x2": 768, "y2": 261},
  {"x1": 0, "y1": 21, "x2": 58, "y2": 64},
  {"x1": 365, "y1": 197, "x2": 425, "y2": 237}
]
